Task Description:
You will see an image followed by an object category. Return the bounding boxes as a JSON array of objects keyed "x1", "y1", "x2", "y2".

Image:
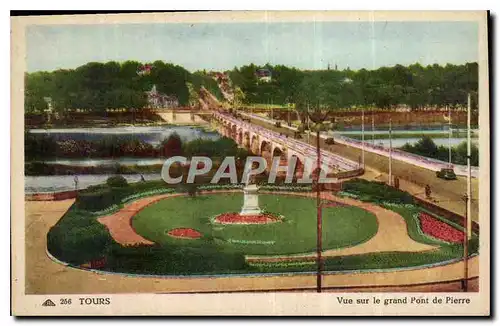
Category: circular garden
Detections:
[
  {"x1": 131, "y1": 193, "x2": 378, "y2": 256},
  {"x1": 46, "y1": 178, "x2": 479, "y2": 276}
]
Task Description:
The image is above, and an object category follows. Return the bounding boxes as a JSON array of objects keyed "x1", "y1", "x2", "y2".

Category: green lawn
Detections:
[
  {"x1": 47, "y1": 179, "x2": 477, "y2": 275},
  {"x1": 132, "y1": 193, "x2": 378, "y2": 255}
]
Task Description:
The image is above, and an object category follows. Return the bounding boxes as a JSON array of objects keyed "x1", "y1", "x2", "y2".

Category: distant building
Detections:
[
  {"x1": 255, "y1": 68, "x2": 272, "y2": 82},
  {"x1": 145, "y1": 85, "x2": 179, "y2": 109},
  {"x1": 341, "y1": 77, "x2": 353, "y2": 84},
  {"x1": 137, "y1": 64, "x2": 153, "y2": 76}
]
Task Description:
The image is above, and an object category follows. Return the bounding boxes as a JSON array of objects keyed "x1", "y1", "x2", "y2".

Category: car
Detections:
[{"x1": 436, "y1": 168, "x2": 457, "y2": 180}]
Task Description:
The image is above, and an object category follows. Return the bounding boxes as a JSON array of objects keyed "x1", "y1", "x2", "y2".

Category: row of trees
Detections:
[
  {"x1": 227, "y1": 62, "x2": 478, "y2": 111},
  {"x1": 401, "y1": 136, "x2": 479, "y2": 166},
  {"x1": 25, "y1": 132, "x2": 249, "y2": 161},
  {"x1": 26, "y1": 60, "x2": 478, "y2": 116},
  {"x1": 25, "y1": 61, "x2": 221, "y2": 114}
]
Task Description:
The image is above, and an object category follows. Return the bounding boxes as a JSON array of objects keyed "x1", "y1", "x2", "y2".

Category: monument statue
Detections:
[{"x1": 240, "y1": 175, "x2": 261, "y2": 216}]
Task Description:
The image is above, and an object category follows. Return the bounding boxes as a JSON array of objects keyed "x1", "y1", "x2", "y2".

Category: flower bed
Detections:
[
  {"x1": 337, "y1": 191, "x2": 359, "y2": 199},
  {"x1": 419, "y1": 212, "x2": 464, "y2": 243},
  {"x1": 121, "y1": 188, "x2": 176, "y2": 205},
  {"x1": 260, "y1": 185, "x2": 312, "y2": 192},
  {"x1": 166, "y1": 228, "x2": 203, "y2": 239},
  {"x1": 213, "y1": 213, "x2": 282, "y2": 225},
  {"x1": 88, "y1": 204, "x2": 120, "y2": 216}
]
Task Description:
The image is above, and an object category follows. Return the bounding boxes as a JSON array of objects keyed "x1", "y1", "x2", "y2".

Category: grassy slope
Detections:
[{"x1": 131, "y1": 193, "x2": 378, "y2": 255}]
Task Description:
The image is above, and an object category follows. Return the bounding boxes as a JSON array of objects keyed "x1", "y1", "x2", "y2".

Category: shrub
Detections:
[
  {"x1": 76, "y1": 188, "x2": 120, "y2": 211},
  {"x1": 47, "y1": 207, "x2": 114, "y2": 265},
  {"x1": 325, "y1": 137, "x2": 335, "y2": 145},
  {"x1": 24, "y1": 162, "x2": 56, "y2": 176},
  {"x1": 106, "y1": 175, "x2": 128, "y2": 188},
  {"x1": 161, "y1": 132, "x2": 183, "y2": 157},
  {"x1": 342, "y1": 178, "x2": 414, "y2": 204},
  {"x1": 104, "y1": 243, "x2": 248, "y2": 275}
]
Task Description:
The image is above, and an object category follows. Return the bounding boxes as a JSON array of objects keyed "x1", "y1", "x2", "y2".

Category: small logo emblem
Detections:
[{"x1": 42, "y1": 299, "x2": 56, "y2": 307}]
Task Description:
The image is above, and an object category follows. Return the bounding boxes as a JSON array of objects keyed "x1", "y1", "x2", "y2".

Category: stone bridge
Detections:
[{"x1": 212, "y1": 111, "x2": 362, "y2": 179}]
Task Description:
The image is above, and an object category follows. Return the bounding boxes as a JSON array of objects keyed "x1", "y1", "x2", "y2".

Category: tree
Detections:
[
  {"x1": 187, "y1": 82, "x2": 199, "y2": 109},
  {"x1": 414, "y1": 136, "x2": 439, "y2": 157},
  {"x1": 161, "y1": 132, "x2": 183, "y2": 157},
  {"x1": 232, "y1": 86, "x2": 246, "y2": 109}
]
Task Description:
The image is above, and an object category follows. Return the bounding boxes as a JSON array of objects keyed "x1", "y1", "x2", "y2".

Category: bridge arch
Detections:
[
  {"x1": 260, "y1": 140, "x2": 273, "y2": 170},
  {"x1": 237, "y1": 128, "x2": 243, "y2": 146},
  {"x1": 271, "y1": 146, "x2": 289, "y2": 177},
  {"x1": 250, "y1": 135, "x2": 260, "y2": 155},
  {"x1": 288, "y1": 153, "x2": 305, "y2": 180},
  {"x1": 243, "y1": 131, "x2": 251, "y2": 150},
  {"x1": 230, "y1": 124, "x2": 237, "y2": 139},
  {"x1": 260, "y1": 140, "x2": 272, "y2": 157}
]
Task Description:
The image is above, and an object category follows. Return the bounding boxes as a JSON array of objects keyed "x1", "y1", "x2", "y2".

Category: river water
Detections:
[
  {"x1": 25, "y1": 124, "x2": 475, "y2": 193},
  {"x1": 352, "y1": 137, "x2": 479, "y2": 148},
  {"x1": 25, "y1": 173, "x2": 163, "y2": 194},
  {"x1": 29, "y1": 125, "x2": 220, "y2": 146}
]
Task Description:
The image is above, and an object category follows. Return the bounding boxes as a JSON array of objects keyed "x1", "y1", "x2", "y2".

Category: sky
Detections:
[{"x1": 26, "y1": 21, "x2": 478, "y2": 73}]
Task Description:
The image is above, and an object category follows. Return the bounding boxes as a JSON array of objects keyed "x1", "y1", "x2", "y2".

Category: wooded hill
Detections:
[
  {"x1": 227, "y1": 62, "x2": 478, "y2": 111},
  {"x1": 25, "y1": 60, "x2": 223, "y2": 114},
  {"x1": 25, "y1": 61, "x2": 478, "y2": 114}
]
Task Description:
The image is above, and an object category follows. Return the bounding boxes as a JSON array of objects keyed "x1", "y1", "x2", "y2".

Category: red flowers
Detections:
[
  {"x1": 214, "y1": 213, "x2": 280, "y2": 225},
  {"x1": 167, "y1": 228, "x2": 202, "y2": 239},
  {"x1": 419, "y1": 212, "x2": 464, "y2": 243}
]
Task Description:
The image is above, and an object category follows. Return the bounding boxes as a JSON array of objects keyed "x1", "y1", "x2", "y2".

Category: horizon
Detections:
[
  {"x1": 26, "y1": 59, "x2": 479, "y2": 75},
  {"x1": 26, "y1": 21, "x2": 478, "y2": 73}
]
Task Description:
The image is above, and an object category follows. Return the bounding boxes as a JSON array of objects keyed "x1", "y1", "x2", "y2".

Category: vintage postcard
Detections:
[{"x1": 11, "y1": 11, "x2": 490, "y2": 316}]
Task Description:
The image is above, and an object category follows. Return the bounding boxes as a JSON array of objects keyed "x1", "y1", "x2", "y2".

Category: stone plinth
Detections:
[{"x1": 240, "y1": 184, "x2": 262, "y2": 216}]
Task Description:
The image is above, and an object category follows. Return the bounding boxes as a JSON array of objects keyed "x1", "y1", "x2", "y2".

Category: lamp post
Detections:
[
  {"x1": 462, "y1": 193, "x2": 469, "y2": 292},
  {"x1": 388, "y1": 118, "x2": 393, "y2": 186},
  {"x1": 372, "y1": 111, "x2": 375, "y2": 145},
  {"x1": 462, "y1": 93, "x2": 473, "y2": 292},
  {"x1": 448, "y1": 105, "x2": 452, "y2": 167},
  {"x1": 361, "y1": 108, "x2": 365, "y2": 168},
  {"x1": 74, "y1": 175, "x2": 79, "y2": 198},
  {"x1": 315, "y1": 126, "x2": 322, "y2": 293}
]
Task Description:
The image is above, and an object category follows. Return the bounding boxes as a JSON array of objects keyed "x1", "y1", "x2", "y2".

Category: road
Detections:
[
  {"x1": 242, "y1": 113, "x2": 480, "y2": 222},
  {"x1": 243, "y1": 111, "x2": 479, "y2": 178}
]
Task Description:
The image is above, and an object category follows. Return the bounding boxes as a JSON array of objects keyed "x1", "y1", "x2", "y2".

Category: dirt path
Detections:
[
  {"x1": 97, "y1": 190, "x2": 241, "y2": 246},
  {"x1": 25, "y1": 200, "x2": 478, "y2": 294},
  {"x1": 97, "y1": 194, "x2": 179, "y2": 246}
]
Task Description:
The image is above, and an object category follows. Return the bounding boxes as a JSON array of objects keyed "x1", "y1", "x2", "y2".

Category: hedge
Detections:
[{"x1": 341, "y1": 178, "x2": 414, "y2": 204}]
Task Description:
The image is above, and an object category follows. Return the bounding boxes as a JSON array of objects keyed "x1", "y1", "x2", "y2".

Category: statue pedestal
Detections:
[{"x1": 240, "y1": 184, "x2": 262, "y2": 216}]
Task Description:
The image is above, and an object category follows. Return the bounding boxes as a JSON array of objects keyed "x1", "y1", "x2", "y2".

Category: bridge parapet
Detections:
[{"x1": 213, "y1": 111, "x2": 360, "y2": 173}]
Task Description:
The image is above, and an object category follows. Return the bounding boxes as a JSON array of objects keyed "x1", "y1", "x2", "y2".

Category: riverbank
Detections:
[
  {"x1": 344, "y1": 131, "x2": 478, "y2": 140},
  {"x1": 248, "y1": 109, "x2": 479, "y2": 129}
]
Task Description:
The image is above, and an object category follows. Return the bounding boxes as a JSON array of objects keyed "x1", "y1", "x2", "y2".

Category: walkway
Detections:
[{"x1": 25, "y1": 199, "x2": 478, "y2": 294}]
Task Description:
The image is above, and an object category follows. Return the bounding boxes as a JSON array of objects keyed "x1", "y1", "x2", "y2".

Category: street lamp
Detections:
[
  {"x1": 307, "y1": 108, "x2": 329, "y2": 293},
  {"x1": 461, "y1": 193, "x2": 469, "y2": 292}
]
